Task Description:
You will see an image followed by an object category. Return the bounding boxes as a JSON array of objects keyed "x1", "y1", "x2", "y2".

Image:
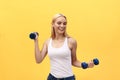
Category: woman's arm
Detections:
[
  {"x1": 34, "y1": 38, "x2": 49, "y2": 63},
  {"x1": 68, "y1": 38, "x2": 82, "y2": 68},
  {"x1": 69, "y1": 38, "x2": 94, "y2": 68}
]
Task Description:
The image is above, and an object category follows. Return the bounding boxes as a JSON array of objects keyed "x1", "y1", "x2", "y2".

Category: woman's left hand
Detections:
[{"x1": 88, "y1": 60, "x2": 94, "y2": 68}]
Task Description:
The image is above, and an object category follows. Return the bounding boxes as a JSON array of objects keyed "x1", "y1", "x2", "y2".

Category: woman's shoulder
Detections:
[
  {"x1": 67, "y1": 37, "x2": 77, "y2": 45},
  {"x1": 44, "y1": 38, "x2": 51, "y2": 44}
]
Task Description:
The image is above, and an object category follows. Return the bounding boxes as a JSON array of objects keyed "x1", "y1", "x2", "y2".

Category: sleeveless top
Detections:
[{"x1": 48, "y1": 37, "x2": 73, "y2": 78}]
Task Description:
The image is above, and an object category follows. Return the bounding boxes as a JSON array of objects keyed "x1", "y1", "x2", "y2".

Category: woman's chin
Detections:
[{"x1": 58, "y1": 31, "x2": 65, "y2": 34}]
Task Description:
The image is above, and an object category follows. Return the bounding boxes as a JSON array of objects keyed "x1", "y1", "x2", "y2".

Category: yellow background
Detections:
[{"x1": 0, "y1": 0, "x2": 120, "y2": 80}]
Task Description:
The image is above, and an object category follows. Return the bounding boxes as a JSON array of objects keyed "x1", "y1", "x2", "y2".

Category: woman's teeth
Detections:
[
  {"x1": 59, "y1": 29, "x2": 64, "y2": 31},
  {"x1": 59, "y1": 28, "x2": 64, "y2": 31}
]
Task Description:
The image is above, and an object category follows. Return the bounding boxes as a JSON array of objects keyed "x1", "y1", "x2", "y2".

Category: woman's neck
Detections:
[{"x1": 54, "y1": 34, "x2": 65, "y2": 40}]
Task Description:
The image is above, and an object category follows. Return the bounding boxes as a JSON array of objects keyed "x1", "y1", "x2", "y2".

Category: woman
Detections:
[{"x1": 34, "y1": 13, "x2": 94, "y2": 80}]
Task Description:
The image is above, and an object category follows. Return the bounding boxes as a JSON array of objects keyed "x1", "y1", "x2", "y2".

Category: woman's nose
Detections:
[{"x1": 60, "y1": 24, "x2": 64, "y2": 27}]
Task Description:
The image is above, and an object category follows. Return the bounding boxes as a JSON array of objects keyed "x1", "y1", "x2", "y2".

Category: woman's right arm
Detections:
[{"x1": 34, "y1": 38, "x2": 48, "y2": 63}]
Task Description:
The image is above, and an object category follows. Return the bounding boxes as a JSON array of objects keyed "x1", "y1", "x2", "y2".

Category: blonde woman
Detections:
[{"x1": 34, "y1": 13, "x2": 94, "y2": 80}]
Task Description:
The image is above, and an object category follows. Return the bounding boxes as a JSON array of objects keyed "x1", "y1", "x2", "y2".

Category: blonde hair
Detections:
[{"x1": 51, "y1": 13, "x2": 69, "y2": 39}]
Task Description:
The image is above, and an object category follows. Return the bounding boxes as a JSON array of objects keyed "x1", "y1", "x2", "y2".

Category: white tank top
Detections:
[{"x1": 48, "y1": 37, "x2": 73, "y2": 78}]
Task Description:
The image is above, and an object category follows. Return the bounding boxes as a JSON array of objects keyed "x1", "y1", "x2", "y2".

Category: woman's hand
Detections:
[
  {"x1": 34, "y1": 32, "x2": 39, "y2": 40},
  {"x1": 88, "y1": 60, "x2": 94, "y2": 68}
]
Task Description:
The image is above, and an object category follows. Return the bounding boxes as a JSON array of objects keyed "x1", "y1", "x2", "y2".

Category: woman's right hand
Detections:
[{"x1": 34, "y1": 32, "x2": 39, "y2": 40}]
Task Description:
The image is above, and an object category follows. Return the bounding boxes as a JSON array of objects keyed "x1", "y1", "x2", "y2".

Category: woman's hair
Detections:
[{"x1": 51, "y1": 13, "x2": 69, "y2": 39}]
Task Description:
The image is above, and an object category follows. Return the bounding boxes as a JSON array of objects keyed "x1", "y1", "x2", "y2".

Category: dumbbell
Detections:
[
  {"x1": 81, "y1": 62, "x2": 88, "y2": 69},
  {"x1": 81, "y1": 58, "x2": 99, "y2": 69},
  {"x1": 29, "y1": 32, "x2": 39, "y2": 40},
  {"x1": 93, "y1": 58, "x2": 99, "y2": 65}
]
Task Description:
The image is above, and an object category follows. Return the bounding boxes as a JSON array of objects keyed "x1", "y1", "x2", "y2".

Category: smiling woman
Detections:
[
  {"x1": 32, "y1": 13, "x2": 95, "y2": 80},
  {"x1": 0, "y1": 0, "x2": 120, "y2": 80}
]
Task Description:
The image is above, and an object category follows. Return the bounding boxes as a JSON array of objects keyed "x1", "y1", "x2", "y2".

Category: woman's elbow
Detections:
[
  {"x1": 36, "y1": 59, "x2": 42, "y2": 64},
  {"x1": 72, "y1": 61, "x2": 76, "y2": 66}
]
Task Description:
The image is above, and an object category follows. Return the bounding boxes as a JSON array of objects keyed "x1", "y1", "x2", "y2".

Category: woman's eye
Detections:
[
  {"x1": 57, "y1": 22, "x2": 61, "y2": 25},
  {"x1": 63, "y1": 22, "x2": 67, "y2": 25},
  {"x1": 57, "y1": 22, "x2": 67, "y2": 25}
]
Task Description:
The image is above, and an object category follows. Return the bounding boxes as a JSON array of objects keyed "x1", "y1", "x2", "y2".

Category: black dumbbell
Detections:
[
  {"x1": 81, "y1": 62, "x2": 88, "y2": 69},
  {"x1": 93, "y1": 58, "x2": 99, "y2": 65},
  {"x1": 81, "y1": 58, "x2": 99, "y2": 69},
  {"x1": 29, "y1": 32, "x2": 39, "y2": 40}
]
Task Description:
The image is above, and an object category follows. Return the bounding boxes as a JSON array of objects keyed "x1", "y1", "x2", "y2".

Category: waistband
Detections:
[{"x1": 47, "y1": 73, "x2": 75, "y2": 80}]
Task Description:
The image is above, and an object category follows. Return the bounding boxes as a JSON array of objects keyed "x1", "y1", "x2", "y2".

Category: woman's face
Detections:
[{"x1": 52, "y1": 16, "x2": 67, "y2": 35}]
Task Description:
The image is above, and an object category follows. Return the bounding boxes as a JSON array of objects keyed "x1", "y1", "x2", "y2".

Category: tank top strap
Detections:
[{"x1": 63, "y1": 37, "x2": 68, "y2": 47}]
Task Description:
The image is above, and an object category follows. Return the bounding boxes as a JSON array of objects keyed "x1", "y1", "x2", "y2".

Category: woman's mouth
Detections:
[{"x1": 59, "y1": 28, "x2": 65, "y2": 31}]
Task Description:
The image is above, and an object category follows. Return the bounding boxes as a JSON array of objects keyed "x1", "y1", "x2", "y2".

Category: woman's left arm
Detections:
[
  {"x1": 69, "y1": 38, "x2": 82, "y2": 68},
  {"x1": 70, "y1": 38, "x2": 94, "y2": 68}
]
